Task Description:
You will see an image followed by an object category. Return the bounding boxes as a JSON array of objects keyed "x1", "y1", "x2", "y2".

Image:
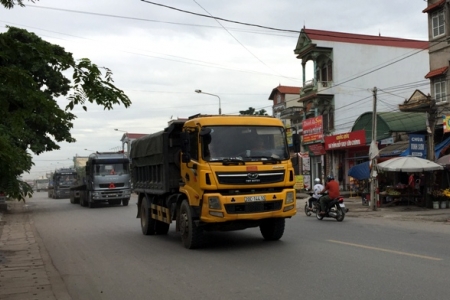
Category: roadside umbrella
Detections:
[
  {"x1": 348, "y1": 161, "x2": 370, "y2": 180},
  {"x1": 436, "y1": 154, "x2": 450, "y2": 167},
  {"x1": 377, "y1": 156, "x2": 443, "y2": 172}
]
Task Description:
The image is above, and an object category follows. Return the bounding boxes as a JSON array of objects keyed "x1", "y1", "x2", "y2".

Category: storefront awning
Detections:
[
  {"x1": 348, "y1": 161, "x2": 370, "y2": 180},
  {"x1": 379, "y1": 141, "x2": 409, "y2": 157},
  {"x1": 434, "y1": 136, "x2": 450, "y2": 159}
]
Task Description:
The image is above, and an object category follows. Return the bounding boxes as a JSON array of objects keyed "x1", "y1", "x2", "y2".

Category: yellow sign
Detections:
[
  {"x1": 294, "y1": 175, "x2": 304, "y2": 189},
  {"x1": 443, "y1": 115, "x2": 450, "y2": 133}
]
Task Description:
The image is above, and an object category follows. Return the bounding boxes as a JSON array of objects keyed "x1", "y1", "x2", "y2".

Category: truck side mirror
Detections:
[
  {"x1": 292, "y1": 133, "x2": 301, "y2": 153},
  {"x1": 180, "y1": 132, "x2": 191, "y2": 163}
]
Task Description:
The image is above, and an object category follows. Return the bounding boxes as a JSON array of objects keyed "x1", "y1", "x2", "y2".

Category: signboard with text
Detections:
[
  {"x1": 409, "y1": 134, "x2": 425, "y2": 158},
  {"x1": 302, "y1": 116, "x2": 323, "y2": 144},
  {"x1": 324, "y1": 130, "x2": 366, "y2": 150}
]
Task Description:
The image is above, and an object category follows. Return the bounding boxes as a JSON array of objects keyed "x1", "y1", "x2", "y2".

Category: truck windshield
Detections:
[
  {"x1": 202, "y1": 126, "x2": 289, "y2": 162},
  {"x1": 55, "y1": 174, "x2": 77, "y2": 186},
  {"x1": 94, "y1": 163, "x2": 129, "y2": 175}
]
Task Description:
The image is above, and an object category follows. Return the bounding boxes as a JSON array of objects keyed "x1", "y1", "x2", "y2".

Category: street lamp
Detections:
[
  {"x1": 84, "y1": 148, "x2": 95, "y2": 152},
  {"x1": 114, "y1": 128, "x2": 128, "y2": 133},
  {"x1": 195, "y1": 89, "x2": 221, "y2": 115}
]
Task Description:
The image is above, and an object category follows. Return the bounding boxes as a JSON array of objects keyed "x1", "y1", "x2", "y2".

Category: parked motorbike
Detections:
[{"x1": 315, "y1": 195, "x2": 347, "y2": 222}]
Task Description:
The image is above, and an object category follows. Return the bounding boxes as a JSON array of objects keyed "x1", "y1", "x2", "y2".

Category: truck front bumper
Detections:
[
  {"x1": 91, "y1": 189, "x2": 131, "y2": 202},
  {"x1": 200, "y1": 189, "x2": 296, "y2": 223}
]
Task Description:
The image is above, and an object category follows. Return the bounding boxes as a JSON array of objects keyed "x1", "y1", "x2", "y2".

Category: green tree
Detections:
[
  {"x1": 0, "y1": 26, "x2": 131, "y2": 201},
  {"x1": 239, "y1": 107, "x2": 268, "y2": 116},
  {"x1": 0, "y1": 0, "x2": 35, "y2": 9}
]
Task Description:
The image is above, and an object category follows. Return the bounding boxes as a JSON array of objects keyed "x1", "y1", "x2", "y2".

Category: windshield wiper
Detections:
[{"x1": 222, "y1": 158, "x2": 246, "y2": 165}]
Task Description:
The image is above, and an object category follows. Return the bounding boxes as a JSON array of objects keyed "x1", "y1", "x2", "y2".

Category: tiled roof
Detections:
[
  {"x1": 127, "y1": 133, "x2": 148, "y2": 139},
  {"x1": 268, "y1": 85, "x2": 301, "y2": 100},
  {"x1": 425, "y1": 66, "x2": 448, "y2": 79},
  {"x1": 423, "y1": 0, "x2": 445, "y2": 13},
  {"x1": 303, "y1": 29, "x2": 429, "y2": 49},
  {"x1": 277, "y1": 86, "x2": 301, "y2": 94}
]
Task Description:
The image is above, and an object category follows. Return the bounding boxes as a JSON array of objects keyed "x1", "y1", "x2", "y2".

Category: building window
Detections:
[
  {"x1": 432, "y1": 10, "x2": 445, "y2": 38},
  {"x1": 434, "y1": 78, "x2": 447, "y2": 102},
  {"x1": 317, "y1": 60, "x2": 333, "y2": 87},
  {"x1": 322, "y1": 110, "x2": 334, "y2": 132}
]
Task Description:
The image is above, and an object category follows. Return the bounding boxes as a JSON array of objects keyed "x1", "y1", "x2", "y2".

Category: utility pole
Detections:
[{"x1": 369, "y1": 87, "x2": 378, "y2": 211}]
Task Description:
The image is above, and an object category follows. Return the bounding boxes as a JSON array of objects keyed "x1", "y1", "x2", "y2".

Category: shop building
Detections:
[{"x1": 292, "y1": 28, "x2": 429, "y2": 188}]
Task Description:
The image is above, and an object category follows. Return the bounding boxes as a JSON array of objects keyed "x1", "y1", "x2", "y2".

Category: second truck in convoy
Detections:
[
  {"x1": 131, "y1": 114, "x2": 300, "y2": 249},
  {"x1": 70, "y1": 151, "x2": 131, "y2": 207}
]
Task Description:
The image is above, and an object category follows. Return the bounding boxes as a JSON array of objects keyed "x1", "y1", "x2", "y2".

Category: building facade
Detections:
[{"x1": 293, "y1": 28, "x2": 429, "y2": 189}]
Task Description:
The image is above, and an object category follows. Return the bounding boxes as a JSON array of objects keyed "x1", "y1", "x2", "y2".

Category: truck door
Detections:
[{"x1": 181, "y1": 128, "x2": 203, "y2": 207}]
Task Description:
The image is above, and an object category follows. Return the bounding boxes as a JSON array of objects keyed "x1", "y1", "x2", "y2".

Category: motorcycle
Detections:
[
  {"x1": 304, "y1": 193, "x2": 320, "y2": 216},
  {"x1": 315, "y1": 195, "x2": 347, "y2": 222}
]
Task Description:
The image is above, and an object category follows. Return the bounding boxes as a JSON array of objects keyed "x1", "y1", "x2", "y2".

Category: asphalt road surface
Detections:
[{"x1": 28, "y1": 192, "x2": 450, "y2": 300}]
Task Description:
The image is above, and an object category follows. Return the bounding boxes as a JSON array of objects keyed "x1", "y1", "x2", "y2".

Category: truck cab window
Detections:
[{"x1": 189, "y1": 130, "x2": 199, "y2": 161}]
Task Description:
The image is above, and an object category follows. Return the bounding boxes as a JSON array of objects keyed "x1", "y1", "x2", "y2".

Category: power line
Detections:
[{"x1": 191, "y1": 0, "x2": 285, "y2": 77}]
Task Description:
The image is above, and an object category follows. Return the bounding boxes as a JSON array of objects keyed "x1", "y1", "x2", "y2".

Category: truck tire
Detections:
[
  {"x1": 259, "y1": 218, "x2": 285, "y2": 241},
  {"x1": 141, "y1": 199, "x2": 156, "y2": 235},
  {"x1": 179, "y1": 200, "x2": 203, "y2": 249},
  {"x1": 80, "y1": 194, "x2": 88, "y2": 207},
  {"x1": 88, "y1": 193, "x2": 95, "y2": 208},
  {"x1": 70, "y1": 194, "x2": 75, "y2": 204},
  {"x1": 122, "y1": 198, "x2": 129, "y2": 206}
]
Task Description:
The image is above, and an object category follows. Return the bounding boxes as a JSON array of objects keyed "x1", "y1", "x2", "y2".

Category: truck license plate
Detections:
[{"x1": 245, "y1": 195, "x2": 265, "y2": 202}]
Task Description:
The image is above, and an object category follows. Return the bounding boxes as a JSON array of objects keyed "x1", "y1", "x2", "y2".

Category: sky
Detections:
[{"x1": 1, "y1": 0, "x2": 430, "y2": 180}]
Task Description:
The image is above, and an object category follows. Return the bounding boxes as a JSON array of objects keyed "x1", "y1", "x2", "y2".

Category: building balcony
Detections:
[
  {"x1": 273, "y1": 103, "x2": 286, "y2": 113},
  {"x1": 301, "y1": 79, "x2": 333, "y2": 96},
  {"x1": 280, "y1": 106, "x2": 304, "y2": 119}
]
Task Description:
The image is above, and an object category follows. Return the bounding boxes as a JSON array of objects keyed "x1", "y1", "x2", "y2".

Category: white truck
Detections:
[{"x1": 70, "y1": 151, "x2": 131, "y2": 207}]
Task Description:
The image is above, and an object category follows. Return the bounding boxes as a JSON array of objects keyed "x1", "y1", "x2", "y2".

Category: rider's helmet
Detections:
[
  {"x1": 314, "y1": 178, "x2": 321, "y2": 183},
  {"x1": 326, "y1": 175, "x2": 334, "y2": 182}
]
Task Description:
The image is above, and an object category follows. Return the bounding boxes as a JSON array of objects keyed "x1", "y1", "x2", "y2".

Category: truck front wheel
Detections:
[
  {"x1": 122, "y1": 198, "x2": 129, "y2": 206},
  {"x1": 259, "y1": 218, "x2": 285, "y2": 241},
  {"x1": 179, "y1": 200, "x2": 203, "y2": 249}
]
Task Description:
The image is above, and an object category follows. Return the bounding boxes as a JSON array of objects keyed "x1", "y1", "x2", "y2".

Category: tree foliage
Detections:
[
  {"x1": 0, "y1": 0, "x2": 35, "y2": 9},
  {"x1": 0, "y1": 26, "x2": 131, "y2": 201},
  {"x1": 239, "y1": 107, "x2": 268, "y2": 116}
]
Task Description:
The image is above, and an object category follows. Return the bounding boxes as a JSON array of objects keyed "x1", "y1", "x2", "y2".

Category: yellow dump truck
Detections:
[{"x1": 131, "y1": 114, "x2": 299, "y2": 249}]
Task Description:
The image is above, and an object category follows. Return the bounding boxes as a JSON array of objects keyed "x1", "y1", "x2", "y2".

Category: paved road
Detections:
[{"x1": 1, "y1": 192, "x2": 450, "y2": 299}]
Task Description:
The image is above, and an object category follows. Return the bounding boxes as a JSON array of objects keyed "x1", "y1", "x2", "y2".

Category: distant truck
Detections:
[
  {"x1": 48, "y1": 168, "x2": 77, "y2": 199},
  {"x1": 34, "y1": 178, "x2": 50, "y2": 192},
  {"x1": 130, "y1": 114, "x2": 299, "y2": 249},
  {"x1": 70, "y1": 151, "x2": 131, "y2": 207}
]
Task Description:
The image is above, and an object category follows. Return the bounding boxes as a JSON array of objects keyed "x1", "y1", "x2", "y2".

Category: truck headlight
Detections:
[
  {"x1": 285, "y1": 191, "x2": 294, "y2": 204},
  {"x1": 208, "y1": 196, "x2": 221, "y2": 209}
]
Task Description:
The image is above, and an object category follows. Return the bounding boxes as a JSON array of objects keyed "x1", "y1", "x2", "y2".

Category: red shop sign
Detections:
[
  {"x1": 302, "y1": 116, "x2": 323, "y2": 143},
  {"x1": 308, "y1": 143, "x2": 326, "y2": 155},
  {"x1": 324, "y1": 130, "x2": 366, "y2": 150}
]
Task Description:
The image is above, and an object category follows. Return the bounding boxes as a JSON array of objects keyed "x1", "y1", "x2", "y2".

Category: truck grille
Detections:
[
  {"x1": 224, "y1": 200, "x2": 282, "y2": 214},
  {"x1": 216, "y1": 171, "x2": 285, "y2": 185}
]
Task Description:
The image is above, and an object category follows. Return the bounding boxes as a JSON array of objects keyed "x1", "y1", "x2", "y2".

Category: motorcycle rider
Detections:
[
  {"x1": 308, "y1": 178, "x2": 324, "y2": 211},
  {"x1": 319, "y1": 175, "x2": 340, "y2": 215}
]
